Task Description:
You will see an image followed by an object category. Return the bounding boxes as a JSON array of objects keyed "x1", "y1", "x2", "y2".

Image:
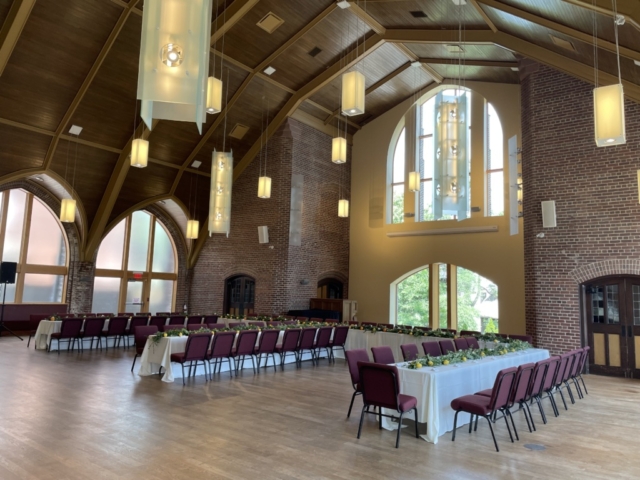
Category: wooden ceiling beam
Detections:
[
  {"x1": 563, "y1": 0, "x2": 640, "y2": 32},
  {"x1": 479, "y1": 0, "x2": 640, "y2": 62},
  {"x1": 384, "y1": 28, "x2": 496, "y2": 44},
  {"x1": 393, "y1": 43, "x2": 443, "y2": 83},
  {"x1": 211, "y1": 0, "x2": 260, "y2": 46},
  {"x1": 0, "y1": 0, "x2": 36, "y2": 76},
  {"x1": 470, "y1": 0, "x2": 498, "y2": 33},
  {"x1": 42, "y1": 0, "x2": 141, "y2": 171},
  {"x1": 419, "y1": 58, "x2": 519, "y2": 68},
  {"x1": 347, "y1": 2, "x2": 386, "y2": 35},
  {"x1": 323, "y1": 61, "x2": 411, "y2": 125}
]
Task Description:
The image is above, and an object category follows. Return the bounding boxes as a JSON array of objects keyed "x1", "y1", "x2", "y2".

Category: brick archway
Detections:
[{"x1": 569, "y1": 260, "x2": 640, "y2": 285}]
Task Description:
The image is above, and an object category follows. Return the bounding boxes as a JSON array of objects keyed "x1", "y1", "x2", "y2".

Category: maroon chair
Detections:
[
  {"x1": 361, "y1": 322, "x2": 377, "y2": 326},
  {"x1": 371, "y1": 345, "x2": 395, "y2": 364},
  {"x1": 296, "y1": 328, "x2": 318, "y2": 366},
  {"x1": 186, "y1": 316, "x2": 203, "y2": 325},
  {"x1": 208, "y1": 323, "x2": 227, "y2": 330},
  {"x1": 356, "y1": 361, "x2": 419, "y2": 448},
  {"x1": 203, "y1": 315, "x2": 219, "y2": 324},
  {"x1": 442, "y1": 328, "x2": 457, "y2": 335},
  {"x1": 397, "y1": 325, "x2": 413, "y2": 330},
  {"x1": 275, "y1": 328, "x2": 302, "y2": 369},
  {"x1": 170, "y1": 333, "x2": 211, "y2": 385},
  {"x1": 231, "y1": 330, "x2": 259, "y2": 375},
  {"x1": 573, "y1": 346, "x2": 590, "y2": 396},
  {"x1": 345, "y1": 349, "x2": 369, "y2": 418},
  {"x1": 465, "y1": 337, "x2": 480, "y2": 349},
  {"x1": 439, "y1": 339, "x2": 456, "y2": 354},
  {"x1": 329, "y1": 325, "x2": 349, "y2": 362},
  {"x1": 48, "y1": 318, "x2": 83, "y2": 353},
  {"x1": 138, "y1": 312, "x2": 151, "y2": 316},
  {"x1": 206, "y1": 331, "x2": 236, "y2": 378},
  {"x1": 507, "y1": 334, "x2": 533, "y2": 343},
  {"x1": 149, "y1": 316, "x2": 167, "y2": 329},
  {"x1": 538, "y1": 356, "x2": 562, "y2": 418},
  {"x1": 528, "y1": 359, "x2": 550, "y2": 424},
  {"x1": 269, "y1": 321, "x2": 282, "y2": 327},
  {"x1": 251, "y1": 321, "x2": 266, "y2": 328},
  {"x1": 118, "y1": 312, "x2": 133, "y2": 316},
  {"x1": 460, "y1": 330, "x2": 480, "y2": 336},
  {"x1": 454, "y1": 338, "x2": 468, "y2": 351},
  {"x1": 313, "y1": 326, "x2": 333, "y2": 363},
  {"x1": 348, "y1": 320, "x2": 358, "y2": 326},
  {"x1": 325, "y1": 318, "x2": 339, "y2": 324},
  {"x1": 422, "y1": 341, "x2": 442, "y2": 357},
  {"x1": 96, "y1": 313, "x2": 114, "y2": 317},
  {"x1": 125, "y1": 316, "x2": 149, "y2": 345},
  {"x1": 451, "y1": 367, "x2": 518, "y2": 452},
  {"x1": 131, "y1": 325, "x2": 158, "y2": 372},
  {"x1": 79, "y1": 317, "x2": 106, "y2": 351},
  {"x1": 187, "y1": 324, "x2": 206, "y2": 331},
  {"x1": 400, "y1": 343, "x2": 419, "y2": 361},
  {"x1": 552, "y1": 354, "x2": 572, "y2": 411},
  {"x1": 414, "y1": 326, "x2": 432, "y2": 332},
  {"x1": 162, "y1": 324, "x2": 183, "y2": 332},
  {"x1": 254, "y1": 329, "x2": 280, "y2": 372},
  {"x1": 296, "y1": 317, "x2": 308, "y2": 323},
  {"x1": 229, "y1": 322, "x2": 245, "y2": 328},
  {"x1": 309, "y1": 317, "x2": 324, "y2": 323},
  {"x1": 100, "y1": 316, "x2": 128, "y2": 350},
  {"x1": 169, "y1": 316, "x2": 186, "y2": 326},
  {"x1": 156, "y1": 312, "x2": 171, "y2": 316}
]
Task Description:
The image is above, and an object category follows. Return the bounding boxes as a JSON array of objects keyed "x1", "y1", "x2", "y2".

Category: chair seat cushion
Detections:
[
  {"x1": 475, "y1": 388, "x2": 492, "y2": 397},
  {"x1": 170, "y1": 352, "x2": 185, "y2": 363},
  {"x1": 398, "y1": 394, "x2": 417, "y2": 413},
  {"x1": 450, "y1": 394, "x2": 492, "y2": 416}
]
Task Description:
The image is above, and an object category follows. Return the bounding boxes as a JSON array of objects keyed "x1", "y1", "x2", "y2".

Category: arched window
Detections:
[
  {"x1": 391, "y1": 128, "x2": 405, "y2": 224},
  {"x1": 0, "y1": 189, "x2": 68, "y2": 303},
  {"x1": 92, "y1": 211, "x2": 177, "y2": 314},
  {"x1": 486, "y1": 102, "x2": 504, "y2": 217},
  {"x1": 394, "y1": 264, "x2": 498, "y2": 332}
]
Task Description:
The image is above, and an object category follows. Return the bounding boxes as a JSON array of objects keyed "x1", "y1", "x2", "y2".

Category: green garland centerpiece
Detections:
[{"x1": 349, "y1": 324, "x2": 455, "y2": 338}]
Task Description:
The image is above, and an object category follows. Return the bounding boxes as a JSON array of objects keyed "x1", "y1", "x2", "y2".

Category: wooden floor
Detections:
[{"x1": 1, "y1": 338, "x2": 639, "y2": 479}]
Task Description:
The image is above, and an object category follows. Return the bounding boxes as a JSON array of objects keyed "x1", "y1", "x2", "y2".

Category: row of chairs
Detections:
[
  {"x1": 132, "y1": 325, "x2": 351, "y2": 385},
  {"x1": 450, "y1": 347, "x2": 590, "y2": 452}
]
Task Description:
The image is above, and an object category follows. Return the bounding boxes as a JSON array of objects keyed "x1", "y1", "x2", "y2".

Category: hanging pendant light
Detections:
[
  {"x1": 408, "y1": 171, "x2": 420, "y2": 192},
  {"x1": 209, "y1": 150, "x2": 233, "y2": 237},
  {"x1": 130, "y1": 138, "x2": 149, "y2": 168},
  {"x1": 332, "y1": 137, "x2": 347, "y2": 164},
  {"x1": 186, "y1": 219, "x2": 200, "y2": 239},
  {"x1": 341, "y1": 71, "x2": 365, "y2": 116},
  {"x1": 206, "y1": 76, "x2": 222, "y2": 114},
  {"x1": 59, "y1": 198, "x2": 76, "y2": 223},
  {"x1": 338, "y1": 199, "x2": 350, "y2": 218},
  {"x1": 594, "y1": 83, "x2": 625, "y2": 146},
  {"x1": 258, "y1": 176, "x2": 272, "y2": 199}
]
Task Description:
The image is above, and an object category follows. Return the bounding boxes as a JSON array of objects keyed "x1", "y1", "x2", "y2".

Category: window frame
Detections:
[{"x1": 485, "y1": 101, "x2": 505, "y2": 217}]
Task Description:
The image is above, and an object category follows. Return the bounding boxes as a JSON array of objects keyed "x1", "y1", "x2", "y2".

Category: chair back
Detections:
[
  {"x1": 315, "y1": 327, "x2": 333, "y2": 348},
  {"x1": 511, "y1": 363, "x2": 535, "y2": 405},
  {"x1": 118, "y1": 312, "x2": 133, "y2": 316},
  {"x1": 579, "y1": 346, "x2": 590, "y2": 374},
  {"x1": 361, "y1": 322, "x2": 377, "y2": 326},
  {"x1": 465, "y1": 337, "x2": 480, "y2": 349},
  {"x1": 348, "y1": 321, "x2": 358, "y2": 326},
  {"x1": 460, "y1": 330, "x2": 480, "y2": 336},
  {"x1": 107, "y1": 316, "x2": 128, "y2": 335},
  {"x1": 210, "y1": 331, "x2": 236, "y2": 358},
  {"x1": 229, "y1": 322, "x2": 245, "y2": 328},
  {"x1": 269, "y1": 321, "x2": 282, "y2": 326},
  {"x1": 235, "y1": 330, "x2": 259, "y2": 355},
  {"x1": 96, "y1": 313, "x2": 114, "y2": 317},
  {"x1": 397, "y1": 325, "x2": 413, "y2": 330},
  {"x1": 169, "y1": 316, "x2": 185, "y2": 326},
  {"x1": 203, "y1": 315, "x2": 219, "y2": 324},
  {"x1": 129, "y1": 316, "x2": 148, "y2": 332},
  {"x1": 83, "y1": 317, "x2": 106, "y2": 336},
  {"x1": 358, "y1": 361, "x2": 401, "y2": 410},
  {"x1": 542, "y1": 356, "x2": 561, "y2": 391},
  {"x1": 282, "y1": 320, "x2": 297, "y2": 325},
  {"x1": 454, "y1": 338, "x2": 468, "y2": 351},
  {"x1": 325, "y1": 318, "x2": 339, "y2": 324},
  {"x1": 186, "y1": 316, "x2": 203, "y2": 325},
  {"x1": 345, "y1": 349, "x2": 369, "y2": 386},
  {"x1": 156, "y1": 312, "x2": 171, "y2": 316},
  {"x1": 187, "y1": 324, "x2": 206, "y2": 331},
  {"x1": 555, "y1": 354, "x2": 571, "y2": 387},
  {"x1": 183, "y1": 333, "x2": 212, "y2": 361},
  {"x1": 414, "y1": 326, "x2": 432, "y2": 332},
  {"x1": 283, "y1": 315, "x2": 296, "y2": 320},
  {"x1": 528, "y1": 359, "x2": 549, "y2": 398},
  {"x1": 208, "y1": 323, "x2": 227, "y2": 330},
  {"x1": 149, "y1": 316, "x2": 167, "y2": 329},
  {"x1": 569, "y1": 350, "x2": 582, "y2": 377},
  {"x1": 296, "y1": 317, "x2": 308, "y2": 322},
  {"x1": 280, "y1": 329, "x2": 302, "y2": 352},
  {"x1": 508, "y1": 334, "x2": 533, "y2": 344},
  {"x1": 487, "y1": 367, "x2": 518, "y2": 411},
  {"x1": 422, "y1": 341, "x2": 442, "y2": 357},
  {"x1": 134, "y1": 325, "x2": 158, "y2": 354},
  {"x1": 439, "y1": 339, "x2": 456, "y2": 354},
  {"x1": 380, "y1": 323, "x2": 394, "y2": 329},
  {"x1": 60, "y1": 318, "x2": 84, "y2": 338},
  {"x1": 298, "y1": 328, "x2": 318, "y2": 349},
  {"x1": 309, "y1": 317, "x2": 324, "y2": 323},
  {"x1": 252, "y1": 321, "x2": 266, "y2": 328},
  {"x1": 400, "y1": 343, "x2": 419, "y2": 361},
  {"x1": 162, "y1": 324, "x2": 182, "y2": 332},
  {"x1": 256, "y1": 329, "x2": 280, "y2": 354},
  {"x1": 138, "y1": 312, "x2": 151, "y2": 316},
  {"x1": 332, "y1": 326, "x2": 349, "y2": 347},
  {"x1": 371, "y1": 345, "x2": 395, "y2": 364}
]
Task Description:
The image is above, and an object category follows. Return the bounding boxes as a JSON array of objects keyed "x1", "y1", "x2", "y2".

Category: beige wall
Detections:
[{"x1": 349, "y1": 81, "x2": 525, "y2": 334}]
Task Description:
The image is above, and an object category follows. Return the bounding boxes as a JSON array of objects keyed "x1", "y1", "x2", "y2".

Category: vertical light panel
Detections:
[
  {"x1": 289, "y1": 174, "x2": 303, "y2": 246},
  {"x1": 408, "y1": 171, "x2": 420, "y2": 192},
  {"x1": 341, "y1": 71, "x2": 365, "y2": 116},
  {"x1": 258, "y1": 176, "x2": 272, "y2": 199},
  {"x1": 338, "y1": 199, "x2": 350, "y2": 218},
  {"x1": 130, "y1": 138, "x2": 149, "y2": 168},
  {"x1": 137, "y1": 0, "x2": 213, "y2": 134},
  {"x1": 186, "y1": 219, "x2": 199, "y2": 239},
  {"x1": 206, "y1": 76, "x2": 222, "y2": 114},
  {"x1": 332, "y1": 137, "x2": 347, "y2": 164},
  {"x1": 508, "y1": 135, "x2": 519, "y2": 236},
  {"x1": 594, "y1": 83, "x2": 626, "y2": 147},
  {"x1": 208, "y1": 151, "x2": 233, "y2": 236},
  {"x1": 59, "y1": 198, "x2": 76, "y2": 223}
]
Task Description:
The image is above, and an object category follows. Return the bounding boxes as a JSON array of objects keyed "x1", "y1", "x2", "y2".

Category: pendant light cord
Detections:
[
  {"x1": 592, "y1": 0, "x2": 599, "y2": 88},
  {"x1": 612, "y1": 0, "x2": 622, "y2": 85},
  {"x1": 222, "y1": 68, "x2": 230, "y2": 151}
]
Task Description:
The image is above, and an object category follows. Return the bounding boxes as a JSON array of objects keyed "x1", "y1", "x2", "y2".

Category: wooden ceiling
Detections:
[{"x1": 0, "y1": 0, "x2": 639, "y2": 264}]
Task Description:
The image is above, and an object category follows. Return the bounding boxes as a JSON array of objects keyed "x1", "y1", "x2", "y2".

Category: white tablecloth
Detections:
[
  {"x1": 380, "y1": 348, "x2": 550, "y2": 443},
  {"x1": 33, "y1": 318, "x2": 129, "y2": 350},
  {"x1": 336, "y1": 329, "x2": 441, "y2": 362}
]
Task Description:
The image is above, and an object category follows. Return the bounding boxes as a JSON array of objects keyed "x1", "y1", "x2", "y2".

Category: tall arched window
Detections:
[
  {"x1": 0, "y1": 189, "x2": 68, "y2": 303},
  {"x1": 92, "y1": 211, "x2": 177, "y2": 314}
]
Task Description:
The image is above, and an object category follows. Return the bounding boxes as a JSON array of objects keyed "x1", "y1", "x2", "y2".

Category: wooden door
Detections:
[
  {"x1": 585, "y1": 276, "x2": 640, "y2": 377},
  {"x1": 224, "y1": 276, "x2": 255, "y2": 317}
]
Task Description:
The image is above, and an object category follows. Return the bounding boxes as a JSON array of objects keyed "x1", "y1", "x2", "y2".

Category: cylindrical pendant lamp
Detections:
[
  {"x1": 59, "y1": 198, "x2": 76, "y2": 223},
  {"x1": 341, "y1": 71, "x2": 365, "y2": 116},
  {"x1": 186, "y1": 219, "x2": 200, "y2": 239},
  {"x1": 338, "y1": 199, "x2": 350, "y2": 218},
  {"x1": 258, "y1": 176, "x2": 272, "y2": 199},
  {"x1": 332, "y1": 137, "x2": 347, "y2": 164},
  {"x1": 130, "y1": 138, "x2": 149, "y2": 168}
]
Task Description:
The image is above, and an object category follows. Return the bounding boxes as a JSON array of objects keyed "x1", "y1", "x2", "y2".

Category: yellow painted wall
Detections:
[{"x1": 349, "y1": 81, "x2": 524, "y2": 334}]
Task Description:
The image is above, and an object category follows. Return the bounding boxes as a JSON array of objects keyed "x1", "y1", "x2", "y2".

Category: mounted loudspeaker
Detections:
[
  {"x1": 258, "y1": 226, "x2": 269, "y2": 244},
  {"x1": 541, "y1": 201, "x2": 556, "y2": 228}
]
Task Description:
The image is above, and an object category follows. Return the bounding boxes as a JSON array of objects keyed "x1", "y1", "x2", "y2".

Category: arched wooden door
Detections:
[
  {"x1": 584, "y1": 276, "x2": 640, "y2": 378},
  {"x1": 224, "y1": 275, "x2": 255, "y2": 317}
]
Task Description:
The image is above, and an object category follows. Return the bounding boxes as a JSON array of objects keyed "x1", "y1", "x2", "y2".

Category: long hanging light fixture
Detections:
[
  {"x1": 257, "y1": 88, "x2": 272, "y2": 199},
  {"x1": 593, "y1": 2, "x2": 626, "y2": 146},
  {"x1": 206, "y1": 0, "x2": 223, "y2": 115},
  {"x1": 408, "y1": 62, "x2": 421, "y2": 193},
  {"x1": 137, "y1": 0, "x2": 213, "y2": 134},
  {"x1": 341, "y1": 1, "x2": 366, "y2": 116},
  {"x1": 333, "y1": 22, "x2": 348, "y2": 164},
  {"x1": 130, "y1": 100, "x2": 148, "y2": 168},
  {"x1": 60, "y1": 127, "x2": 81, "y2": 223},
  {"x1": 186, "y1": 174, "x2": 200, "y2": 240}
]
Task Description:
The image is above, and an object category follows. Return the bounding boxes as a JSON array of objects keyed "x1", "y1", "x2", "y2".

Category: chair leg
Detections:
[
  {"x1": 556, "y1": 388, "x2": 568, "y2": 410},
  {"x1": 347, "y1": 391, "x2": 358, "y2": 419},
  {"x1": 579, "y1": 374, "x2": 588, "y2": 394},
  {"x1": 357, "y1": 405, "x2": 367, "y2": 439},
  {"x1": 395, "y1": 412, "x2": 404, "y2": 448},
  {"x1": 502, "y1": 409, "x2": 514, "y2": 442},
  {"x1": 413, "y1": 407, "x2": 419, "y2": 439},
  {"x1": 468, "y1": 414, "x2": 475, "y2": 434},
  {"x1": 564, "y1": 381, "x2": 576, "y2": 404},
  {"x1": 521, "y1": 401, "x2": 534, "y2": 432},
  {"x1": 27, "y1": 334, "x2": 32, "y2": 348},
  {"x1": 131, "y1": 353, "x2": 139, "y2": 373},
  {"x1": 507, "y1": 409, "x2": 519, "y2": 441},
  {"x1": 451, "y1": 411, "x2": 460, "y2": 442},
  {"x1": 572, "y1": 377, "x2": 583, "y2": 399},
  {"x1": 535, "y1": 396, "x2": 548, "y2": 424},
  {"x1": 250, "y1": 355, "x2": 256, "y2": 374},
  {"x1": 484, "y1": 415, "x2": 500, "y2": 452}
]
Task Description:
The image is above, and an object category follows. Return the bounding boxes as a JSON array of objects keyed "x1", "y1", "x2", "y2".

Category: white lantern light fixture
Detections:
[
  {"x1": 338, "y1": 199, "x2": 350, "y2": 218},
  {"x1": 332, "y1": 136, "x2": 347, "y2": 164},
  {"x1": 137, "y1": 0, "x2": 213, "y2": 134},
  {"x1": 258, "y1": 176, "x2": 272, "y2": 199},
  {"x1": 186, "y1": 219, "x2": 200, "y2": 239},
  {"x1": 594, "y1": 83, "x2": 625, "y2": 146},
  {"x1": 206, "y1": 76, "x2": 222, "y2": 114},
  {"x1": 408, "y1": 171, "x2": 420, "y2": 193},
  {"x1": 209, "y1": 150, "x2": 233, "y2": 237},
  {"x1": 341, "y1": 71, "x2": 365, "y2": 116},
  {"x1": 130, "y1": 138, "x2": 149, "y2": 168},
  {"x1": 59, "y1": 198, "x2": 76, "y2": 223}
]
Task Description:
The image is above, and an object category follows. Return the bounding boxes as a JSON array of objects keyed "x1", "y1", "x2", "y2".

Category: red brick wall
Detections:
[
  {"x1": 190, "y1": 118, "x2": 350, "y2": 315},
  {"x1": 522, "y1": 64, "x2": 640, "y2": 354}
]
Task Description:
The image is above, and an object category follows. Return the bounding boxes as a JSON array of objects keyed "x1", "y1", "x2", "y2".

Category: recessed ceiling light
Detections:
[
  {"x1": 337, "y1": 1, "x2": 350, "y2": 9},
  {"x1": 446, "y1": 45, "x2": 464, "y2": 53},
  {"x1": 191, "y1": 160, "x2": 202, "y2": 169},
  {"x1": 256, "y1": 12, "x2": 284, "y2": 34},
  {"x1": 263, "y1": 66, "x2": 276, "y2": 76},
  {"x1": 69, "y1": 125, "x2": 83, "y2": 135},
  {"x1": 511, "y1": 67, "x2": 519, "y2": 71}
]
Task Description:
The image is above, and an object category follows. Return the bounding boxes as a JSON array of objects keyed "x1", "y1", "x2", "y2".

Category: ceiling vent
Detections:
[
  {"x1": 229, "y1": 124, "x2": 249, "y2": 140},
  {"x1": 550, "y1": 35, "x2": 575, "y2": 52},
  {"x1": 446, "y1": 44, "x2": 464, "y2": 53},
  {"x1": 308, "y1": 46, "x2": 322, "y2": 58},
  {"x1": 410, "y1": 11, "x2": 428, "y2": 18},
  {"x1": 68, "y1": 125, "x2": 83, "y2": 135},
  {"x1": 257, "y1": 12, "x2": 284, "y2": 34},
  {"x1": 191, "y1": 160, "x2": 202, "y2": 169}
]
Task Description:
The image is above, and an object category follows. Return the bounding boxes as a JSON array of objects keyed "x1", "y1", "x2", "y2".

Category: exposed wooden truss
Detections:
[{"x1": 0, "y1": 0, "x2": 36, "y2": 76}]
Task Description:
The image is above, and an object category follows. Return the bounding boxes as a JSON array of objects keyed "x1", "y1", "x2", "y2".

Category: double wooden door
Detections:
[
  {"x1": 585, "y1": 276, "x2": 640, "y2": 378},
  {"x1": 224, "y1": 276, "x2": 255, "y2": 317}
]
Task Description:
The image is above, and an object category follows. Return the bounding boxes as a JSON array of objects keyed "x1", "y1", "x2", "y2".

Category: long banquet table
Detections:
[
  {"x1": 380, "y1": 348, "x2": 550, "y2": 443},
  {"x1": 32, "y1": 318, "x2": 130, "y2": 350},
  {"x1": 335, "y1": 329, "x2": 441, "y2": 362}
]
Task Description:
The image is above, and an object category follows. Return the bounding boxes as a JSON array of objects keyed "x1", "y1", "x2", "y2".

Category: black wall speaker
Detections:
[{"x1": 0, "y1": 262, "x2": 17, "y2": 284}]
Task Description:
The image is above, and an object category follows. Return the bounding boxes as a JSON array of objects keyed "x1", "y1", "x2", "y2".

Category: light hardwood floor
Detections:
[{"x1": 1, "y1": 337, "x2": 639, "y2": 479}]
